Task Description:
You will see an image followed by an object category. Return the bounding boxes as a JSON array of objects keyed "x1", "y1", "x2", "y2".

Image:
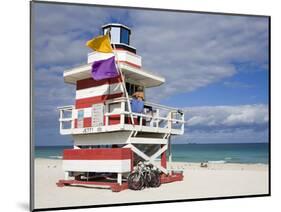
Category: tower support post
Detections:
[
  {"x1": 161, "y1": 144, "x2": 167, "y2": 170},
  {"x1": 117, "y1": 173, "x2": 122, "y2": 185},
  {"x1": 64, "y1": 172, "x2": 69, "y2": 180}
]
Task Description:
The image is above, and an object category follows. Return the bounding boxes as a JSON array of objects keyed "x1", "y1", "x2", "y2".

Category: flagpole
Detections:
[
  {"x1": 112, "y1": 43, "x2": 135, "y2": 126},
  {"x1": 105, "y1": 29, "x2": 135, "y2": 126}
]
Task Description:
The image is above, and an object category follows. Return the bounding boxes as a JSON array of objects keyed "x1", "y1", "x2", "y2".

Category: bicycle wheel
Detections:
[
  {"x1": 143, "y1": 172, "x2": 152, "y2": 188},
  {"x1": 149, "y1": 171, "x2": 161, "y2": 188},
  {"x1": 128, "y1": 172, "x2": 144, "y2": 190}
]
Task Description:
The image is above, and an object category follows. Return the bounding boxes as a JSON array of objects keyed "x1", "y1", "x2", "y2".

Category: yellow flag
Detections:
[{"x1": 86, "y1": 34, "x2": 113, "y2": 53}]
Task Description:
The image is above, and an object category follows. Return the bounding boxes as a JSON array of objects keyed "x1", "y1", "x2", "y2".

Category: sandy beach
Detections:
[{"x1": 34, "y1": 159, "x2": 269, "y2": 209}]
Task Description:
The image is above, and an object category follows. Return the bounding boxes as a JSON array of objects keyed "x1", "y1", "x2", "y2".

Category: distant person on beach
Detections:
[{"x1": 200, "y1": 162, "x2": 208, "y2": 168}]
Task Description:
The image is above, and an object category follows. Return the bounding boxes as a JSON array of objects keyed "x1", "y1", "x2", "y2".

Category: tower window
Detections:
[
  {"x1": 126, "y1": 82, "x2": 144, "y2": 97},
  {"x1": 120, "y1": 28, "x2": 130, "y2": 45}
]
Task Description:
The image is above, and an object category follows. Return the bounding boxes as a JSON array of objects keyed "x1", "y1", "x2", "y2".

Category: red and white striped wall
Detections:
[
  {"x1": 72, "y1": 49, "x2": 144, "y2": 129},
  {"x1": 75, "y1": 76, "x2": 123, "y2": 109},
  {"x1": 73, "y1": 75, "x2": 142, "y2": 128},
  {"x1": 62, "y1": 148, "x2": 133, "y2": 173},
  {"x1": 74, "y1": 76, "x2": 123, "y2": 127}
]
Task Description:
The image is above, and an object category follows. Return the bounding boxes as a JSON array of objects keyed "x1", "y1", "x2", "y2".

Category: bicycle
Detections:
[{"x1": 128, "y1": 162, "x2": 161, "y2": 190}]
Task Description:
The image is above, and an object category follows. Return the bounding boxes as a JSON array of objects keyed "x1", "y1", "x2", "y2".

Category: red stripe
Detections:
[
  {"x1": 131, "y1": 151, "x2": 134, "y2": 171},
  {"x1": 115, "y1": 48, "x2": 136, "y2": 55},
  {"x1": 74, "y1": 117, "x2": 91, "y2": 128},
  {"x1": 63, "y1": 148, "x2": 132, "y2": 160},
  {"x1": 83, "y1": 117, "x2": 91, "y2": 128},
  {"x1": 108, "y1": 114, "x2": 121, "y2": 125},
  {"x1": 75, "y1": 93, "x2": 123, "y2": 109},
  {"x1": 119, "y1": 61, "x2": 141, "y2": 69},
  {"x1": 107, "y1": 115, "x2": 141, "y2": 125},
  {"x1": 126, "y1": 117, "x2": 140, "y2": 125},
  {"x1": 77, "y1": 76, "x2": 122, "y2": 90}
]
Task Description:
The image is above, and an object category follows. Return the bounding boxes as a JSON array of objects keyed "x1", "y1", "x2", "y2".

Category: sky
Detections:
[{"x1": 32, "y1": 2, "x2": 269, "y2": 146}]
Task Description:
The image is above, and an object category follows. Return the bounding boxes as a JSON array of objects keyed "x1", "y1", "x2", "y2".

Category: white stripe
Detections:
[
  {"x1": 87, "y1": 51, "x2": 141, "y2": 67},
  {"x1": 73, "y1": 108, "x2": 92, "y2": 119},
  {"x1": 109, "y1": 82, "x2": 124, "y2": 93},
  {"x1": 63, "y1": 159, "x2": 131, "y2": 173},
  {"x1": 124, "y1": 52, "x2": 142, "y2": 67},
  {"x1": 76, "y1": 83, "x2": 123, "y2": 100},
  {"x1": 109, "y1": 102, "x2": 122, "y2": 114},
  {"x1": 87, "y1": 52, "x2": 114, "y2": 64}
]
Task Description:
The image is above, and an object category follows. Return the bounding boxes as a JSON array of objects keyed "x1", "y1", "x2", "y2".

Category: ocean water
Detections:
[
  {"x1": 171, "y1": 143, "x2": 268, "y2": 164},
  {"x1": 34, "y1": 143, "x2": 269, "y2": 164}
]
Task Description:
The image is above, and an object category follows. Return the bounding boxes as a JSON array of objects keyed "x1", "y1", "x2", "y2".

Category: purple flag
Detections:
[{"x1": 91, "y1": 56, "x2": 119, "y2": 80}]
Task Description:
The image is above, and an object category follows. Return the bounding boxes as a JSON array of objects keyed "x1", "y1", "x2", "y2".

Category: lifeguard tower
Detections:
[{"x1": 57, "y1": 23, "x2": 185, "y2": 191}]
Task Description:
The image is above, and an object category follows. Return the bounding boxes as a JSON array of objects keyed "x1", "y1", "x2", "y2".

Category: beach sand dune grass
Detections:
[{"x1": 34, "y1": 159, "x2": 269, "y2": 209}]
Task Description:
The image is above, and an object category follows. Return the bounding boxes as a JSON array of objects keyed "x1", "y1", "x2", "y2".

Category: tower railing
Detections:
[
  {"x1": 58, "y1": 105, "x2": 75, "y2": 135},
  {"x1": 58, "y1": 97, "x2": 185, "y2": 135}
]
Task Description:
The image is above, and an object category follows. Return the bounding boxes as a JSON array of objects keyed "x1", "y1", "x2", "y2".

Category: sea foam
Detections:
[
  {"x1": 49, "y1": 156, "x2": 63, "y2": 159},
  {"x1": 208, "y1": 160, "x2": 226, "y2": 164}
]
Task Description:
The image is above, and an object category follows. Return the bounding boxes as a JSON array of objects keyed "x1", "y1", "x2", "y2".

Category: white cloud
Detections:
[
  {"x1": 175, "y1": 127, "x2": 268, "y2": 144},
  {"x1": 184, "y1": 104, "x2": 268, "y2": 128},
  {"x1": 34, "y1": 65, "x2": 76, "y2": 126},
  {"x1": 33, "y1": 4, "x2": 269, "y2": 114},
  {"x1": 32, "y1": 4, "x2": 269, "y2": 144},
  {"x1": 33, "y1": 4, "x2": 268, "y2": 102},
  {"x1": 172, "y1": 104, "x2": 269, "y2": 143},
  {"x1": 129, "y1": 12, "x2": 268, "y2": 101},
  {"x1": 33, "y1": 4, "x2": 128, "y2": 66}
]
